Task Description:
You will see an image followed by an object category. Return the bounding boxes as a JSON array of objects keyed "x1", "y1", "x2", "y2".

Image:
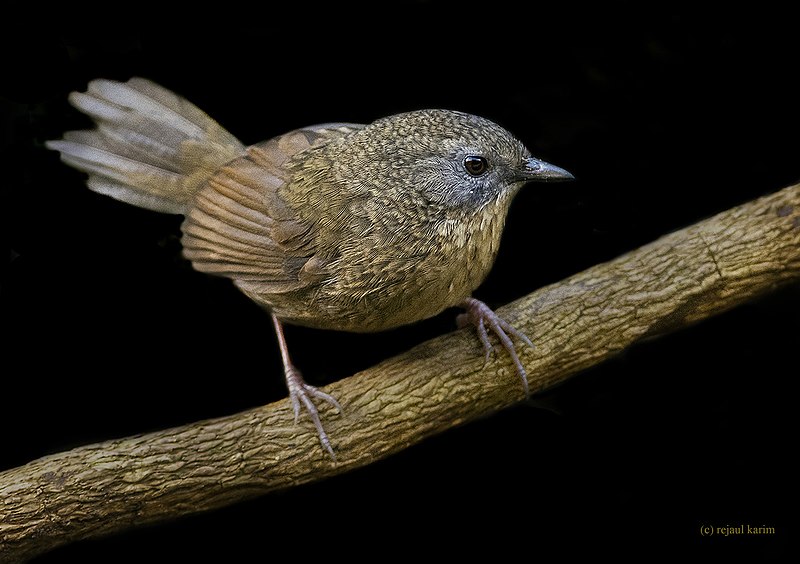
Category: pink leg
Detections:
[
  {"x1": 272, "y1": 314, "x2": 342, "y2": 459},
  {"x1": 457, "y1": 297, "x2": 534, "y2": 397}
]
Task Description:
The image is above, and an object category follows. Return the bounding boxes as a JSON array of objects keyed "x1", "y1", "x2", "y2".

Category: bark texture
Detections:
[{"x1": 2, "y1": 183, "x2": 799, "y2": 562}]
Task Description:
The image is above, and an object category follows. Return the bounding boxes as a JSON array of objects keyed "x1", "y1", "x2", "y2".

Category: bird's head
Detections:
[{"x1": 354, "y1": 109, "x2": 573, "y2": 211}]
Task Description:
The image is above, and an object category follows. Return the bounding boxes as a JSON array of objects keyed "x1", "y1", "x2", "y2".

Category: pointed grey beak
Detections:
[{"x1": 519, "y1": 156, "x2": 575, "y2": 182}]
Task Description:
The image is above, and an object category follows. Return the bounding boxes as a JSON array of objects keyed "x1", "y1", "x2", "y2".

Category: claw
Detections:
[
  {"x1": 287, "y1": 370, "x2": 342, "y2": 460},
  {"x1": 273, "y1": 314, "x2": 343, "y2": 460},
  {"x1": 459, "y1": 297, "x2": 534, "y2": 397},
  {"x1": 475, "y1": 318, "x2": 493, "y2": 364}
]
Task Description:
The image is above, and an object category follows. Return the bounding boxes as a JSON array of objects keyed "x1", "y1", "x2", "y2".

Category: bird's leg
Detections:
[
  {"x1": 456, "y1": 297, "x2": 534, "y2": 397},
  {"x1": 271, "y1": 314, "x2": 342, "y2": 459}
]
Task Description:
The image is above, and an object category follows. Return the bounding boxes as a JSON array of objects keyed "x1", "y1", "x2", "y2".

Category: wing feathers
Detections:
[
  {"x1": 181, "y1": 124, "x2": 365, "y2": 294},
  {"x1": 182, "y1": 147, "x2": 312, "y2": 293}
]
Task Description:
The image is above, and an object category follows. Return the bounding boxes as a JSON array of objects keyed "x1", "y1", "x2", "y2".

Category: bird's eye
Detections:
[{"x1": 464, "y1": 155, "x2": 488, "y2": 176}]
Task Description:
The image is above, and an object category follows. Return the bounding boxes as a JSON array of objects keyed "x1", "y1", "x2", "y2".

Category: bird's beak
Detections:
[{"x1": 518, "y1": 156, "x2": 574, "y2": 182}]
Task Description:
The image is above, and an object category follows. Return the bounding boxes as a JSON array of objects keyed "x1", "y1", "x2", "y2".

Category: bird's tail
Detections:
[{"x1": 46, "y1": 78, "x2": 246, "y2": 215}]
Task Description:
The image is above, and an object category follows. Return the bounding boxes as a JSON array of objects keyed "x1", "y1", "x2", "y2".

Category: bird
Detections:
[{"x1": 46, "y1": 78, "x2": 574, "y2": 459}]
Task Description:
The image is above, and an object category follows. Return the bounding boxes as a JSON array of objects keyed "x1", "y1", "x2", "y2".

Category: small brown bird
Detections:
[{"x1": 47, "y1": 78, "x2": 573, "y2": 458}]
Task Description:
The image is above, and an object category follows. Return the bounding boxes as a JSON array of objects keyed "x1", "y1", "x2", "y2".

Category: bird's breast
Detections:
[
  {"x1": 301, "y1": 198, "x2": 509, "y2": 332},
  {"x1": 434, "y1": 200, "x2": 508, "y2": 299}
]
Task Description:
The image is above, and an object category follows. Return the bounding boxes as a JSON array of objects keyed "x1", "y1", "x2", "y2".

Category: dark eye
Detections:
[{"x1": 464, "y1": 155, "x2": 488, "y2": 176}]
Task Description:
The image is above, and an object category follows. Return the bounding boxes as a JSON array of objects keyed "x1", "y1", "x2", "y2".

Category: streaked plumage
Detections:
[{"x1": 47, "y1": 78, "x2": 573, "y2": 457}]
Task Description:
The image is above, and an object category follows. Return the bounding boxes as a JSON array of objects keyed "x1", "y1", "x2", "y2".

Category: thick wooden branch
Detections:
[{"x1": 2, "y1": 183, "x2": 799, "y2": 561}]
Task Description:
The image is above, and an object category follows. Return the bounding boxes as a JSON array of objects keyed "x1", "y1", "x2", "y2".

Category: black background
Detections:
[{"x1": 2, "y1": 3, "x2": 798, "y2": 560}]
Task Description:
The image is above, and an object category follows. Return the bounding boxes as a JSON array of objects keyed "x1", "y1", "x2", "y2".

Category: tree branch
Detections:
[{"x1": 2, "y1": 183, "x2": 799, "y2": 562}]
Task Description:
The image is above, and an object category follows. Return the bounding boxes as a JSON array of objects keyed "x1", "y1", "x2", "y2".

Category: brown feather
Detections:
[{"x1": 180, "y1": 124, "x2": 364, "y2": 296}]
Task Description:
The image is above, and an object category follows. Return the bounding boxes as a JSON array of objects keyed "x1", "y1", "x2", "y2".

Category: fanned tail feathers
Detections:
[{"x1": 46, "y1": 78, "x2": 245, "y2": 214}]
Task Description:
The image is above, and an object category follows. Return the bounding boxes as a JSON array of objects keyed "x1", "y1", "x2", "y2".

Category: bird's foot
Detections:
[
  {"x1": 457, "y1": 297, "x2": 534, "y2": 397},
  {"x1": 284, "y1": 364, "x2": 343, "y2": 460}
]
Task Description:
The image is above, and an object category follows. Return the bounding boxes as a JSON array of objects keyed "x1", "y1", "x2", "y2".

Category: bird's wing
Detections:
[{"x1": 181, "y1": 123, "x2": 364, "y2": 295}]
